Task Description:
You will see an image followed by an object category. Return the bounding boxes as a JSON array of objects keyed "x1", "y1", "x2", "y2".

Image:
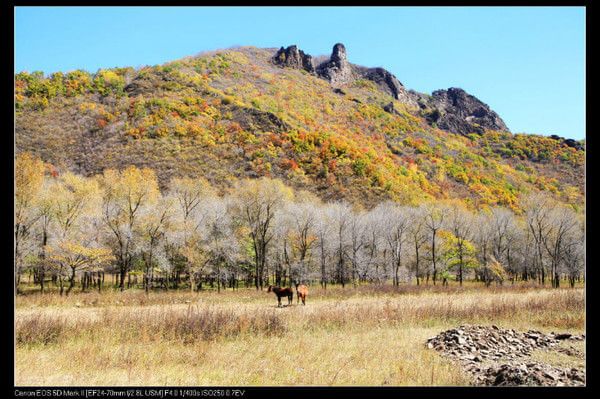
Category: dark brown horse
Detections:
[
  {"x1": 295, "y1": 283, "x2": 308, "y2": 305},
  {"x1": 267, "y1": 285, "x2": 294, "y2": 307}
]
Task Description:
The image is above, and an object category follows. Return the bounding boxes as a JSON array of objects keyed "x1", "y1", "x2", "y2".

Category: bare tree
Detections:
[
  {"x1": 409, "y1": 206, "x2": 428, "y2": 285},
  {"x1": 204, "y1": 197, "x2": 240, "y2": 292},
  {"x1": 348, "y1": 210, "x2": 367, "y2": 288},
  {"x1": 314, "y1": 205, "x2": 334, "y2": 289},
  {"x1": 137, "y1": 196, "x2": 173, "y2": 294},
  {"x1": 562, "y1": 222, "x2": 584, "y2": 288},
  {"x1": 360, "y1": 210, "x2": 384, "y2": 284},
  {"x1": 168, "y1": 177, "x2": 215, "y2": 292},
  {"x1": 372, "y1": 202, "x2": 410, "y2": 286},
  {"x1": 523, "y1": 193, "x2": 555, "y2": 285},
  {"x1": 544, "y1": 205, "x2": 580, "y2": 288},
  {"x1": 330, "y1": 202, "x2": 352, "y2": 288},
  {"x1": 423, "y1": 202, "x2": 446, "y2": 285}
]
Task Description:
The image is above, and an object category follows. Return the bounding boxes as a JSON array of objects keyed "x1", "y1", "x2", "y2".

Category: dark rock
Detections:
[
  {"x1": 124, "y1": 78, "x2": 154, "y2": 96},
  {"x1": 272, "y1": 45, "x2": 315, "y2": 73},
  {"x1": 481, "y1": 362, "x2": 584, "y2": 386},
  {"x1": 383, "y1": 102, "x2": 398, "y2": 115},
  {"x1": 316, "y1": 43, "x2": 357, "y2": 86},
  {"x1": 333, "y1": 88, "x2": 346, "y2": 95},
  {"x1": 555, "y1": 333, "x2": 572, "y2": 340},
  {"x1": 227, "y1": 104, "x2": 290, "y2": 133},
  {"x1": 419, "y1": 87, "x2": 509, "y2": 136},
  {"x1": 315, "y1": 43, "x2": 416, "y2": 105},
  {"x1": 357, "y1": 66, "x2": 414, "y2": 104},
  {"x1": 564, "y1": 138, "x2": 584, "y2": 151},
  {"x1": 537, "y1": 134, "x2": 583, "y2": 151}
]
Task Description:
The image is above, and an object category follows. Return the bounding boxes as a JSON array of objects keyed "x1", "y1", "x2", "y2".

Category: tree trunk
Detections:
[
  {"x1": 66, "y1": 267, "x2": 76, "y2": 296},
  {"x1": 415, "y1": 244, "x2": 420, "y2": 286},
  {"x1": 58, "y1": 275, "x2": 64, "y2": 296},
  {"x1": 190, "y1": 268, "x2": 196, "y2": 293},
  {"x1": 119, "y1": 265, "x2": 126, "y2": 291},
  {"x1": 458, "y1": 250, "x2": 464, "y2": 286},
  {"x1": 217, "y1": 263, "x2": 221, "y2": 293},
  {"x1": 431, "y1": 230, "x2": 437, "y2": 285}
]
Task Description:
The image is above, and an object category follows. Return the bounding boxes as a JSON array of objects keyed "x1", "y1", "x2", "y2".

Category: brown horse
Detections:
[
  {"x1": 267, "y1": 285, "x2": 294, "y2": 307},
  {"x1": 295, "y1": 283, "x2": 308, "y2": 305}
]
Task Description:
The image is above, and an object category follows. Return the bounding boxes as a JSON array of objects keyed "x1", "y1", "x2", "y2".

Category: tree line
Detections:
[{"x1": 15, "y1": 153, "x2": 585, "y2": 295}]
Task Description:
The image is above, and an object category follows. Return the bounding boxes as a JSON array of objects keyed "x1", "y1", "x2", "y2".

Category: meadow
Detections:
[{"x1": 15, "y1": 283, "x2": 585, "y2": 386}]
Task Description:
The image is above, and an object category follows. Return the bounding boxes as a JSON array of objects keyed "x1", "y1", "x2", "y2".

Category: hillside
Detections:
[{"x1": 15, "y1": 44, "x2": 584, "y2": 210}]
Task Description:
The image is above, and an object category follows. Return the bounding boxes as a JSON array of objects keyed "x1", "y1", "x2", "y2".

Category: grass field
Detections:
[{"x1": 15, "y1": 283, "x2": 585, "y2": 386}]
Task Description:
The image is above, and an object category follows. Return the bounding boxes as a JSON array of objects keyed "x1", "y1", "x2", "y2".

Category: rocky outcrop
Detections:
[
  {"x1": 227, "y1": 104, "x2": 290, "y2": 133},
  {"x1": 550, "y1": 135, "x2": 584, "y2": 151},
  {"x1": 361, "y1": 67, "x2": 402, "y2": 98},
  {"x1": 355, "y1": 66, "x2": 415, "y2": 105},
  {"x1": 272, "y1": 45, "x2": 315, "y2": 73},
  {"x1": 273, "y1": 43, "x2": 415, "y2": 105},
  {"x1": 316, "y1": 43, "x2": 357, "y2": 86},
  {"x1": 426, "y1": 325, "x2": 585, "y2": 386},
  {"x1": 416, "y1": 88, "x2": 509, "y2": 136},
  {"x1": 383, "y1": 102, "x2": 398, "y2": 115},
  {"x1": 315, "y1": 44, "x2": 415, "y2": 104}
]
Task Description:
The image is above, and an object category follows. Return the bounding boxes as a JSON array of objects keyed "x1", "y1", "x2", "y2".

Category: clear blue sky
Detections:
[{"x1": 15, "y1": 6, "x2": 586, "y2": 140}]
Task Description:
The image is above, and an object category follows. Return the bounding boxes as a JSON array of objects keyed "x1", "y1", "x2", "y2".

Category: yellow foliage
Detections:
[
  {"x1": 101, "y1": 166, "x2": 161, "y2": 209},
  {"x1": 15, "y1": 152, "x2": 45, "y2": 210},
  {"x1": 47, "y1": 241, "x2": 114, "y2": 271}
]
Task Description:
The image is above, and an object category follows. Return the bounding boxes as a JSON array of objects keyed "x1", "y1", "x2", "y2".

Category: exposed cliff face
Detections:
[
  {"x1": 315, "y1": 43, "x2": 415, "y2": 104},
  {"x1": 273, "y1": 45, "x2": 315, "y2": 73},
  {"x1": 415, "y1": 88, "x2": 509, "y2": 136},
  {"x1": 357, "y1": 66, "x2": 417, "y2": 106},
  {"x1": 316, "y1": 43, "x2": 357, "y2": 86}
]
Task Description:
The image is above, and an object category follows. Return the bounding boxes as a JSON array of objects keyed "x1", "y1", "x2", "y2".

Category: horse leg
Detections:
[
  {"x1": 277, "y1": 296, "x2": 281, "y2": 307},
  {"x1": 302, "y1": 296, "x2": 305, "y2": 305}
]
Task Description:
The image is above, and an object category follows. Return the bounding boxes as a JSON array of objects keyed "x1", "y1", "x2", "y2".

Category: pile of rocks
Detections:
[
  {"x1": 426, "y1": 325, "x2": 585, "y2": 386},
  {"x1": 479, "y1": 362, "x2": 585, "y2": 386}
]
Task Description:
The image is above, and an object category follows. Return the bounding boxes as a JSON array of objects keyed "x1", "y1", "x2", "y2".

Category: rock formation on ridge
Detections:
[
  {"x1": 273, "y1": 45, "x2": 315, "y2": 73},
  {"x1": 274, "y1": 43, "x2": 509, "y2": 136}
]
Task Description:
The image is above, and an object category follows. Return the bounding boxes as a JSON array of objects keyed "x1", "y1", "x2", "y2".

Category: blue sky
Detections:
[{"x1": 14, "y1": 7, "x2": 586, "y2": 139}]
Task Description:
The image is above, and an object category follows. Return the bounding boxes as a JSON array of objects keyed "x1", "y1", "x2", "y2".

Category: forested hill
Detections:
[{"x1": 15, "y1": 43, "x2": 584, "y2": 211}]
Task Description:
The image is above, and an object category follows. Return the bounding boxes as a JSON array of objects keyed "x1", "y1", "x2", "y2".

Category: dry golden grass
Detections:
[
  {"x1": 14, "y1": 285, "x2": 585, "y2": 386},
  {"x1": 18, "y1": 281, "x2": 582, "y2": 308}
]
